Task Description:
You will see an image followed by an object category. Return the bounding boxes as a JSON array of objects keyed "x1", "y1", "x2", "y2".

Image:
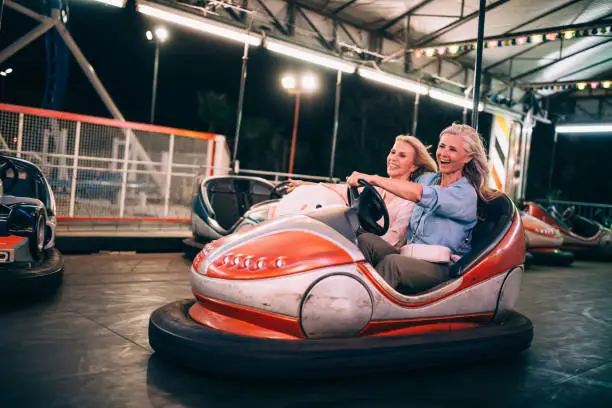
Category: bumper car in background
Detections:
[
  {"x1": 150, "y1": 181, "x2": 532, "y2": 379},
  {"x1": 0, "y1": 155, "x2": 64, "y2": 297},
  {"x1": 521, "y1": 212, "x2": 574, "y2": 267},
  {"x1": 524, "y1": 202, "x2": 612, "y2": 261},
  {"x1": 184, "y1": 176, "x2": 344, "y2": 258}
]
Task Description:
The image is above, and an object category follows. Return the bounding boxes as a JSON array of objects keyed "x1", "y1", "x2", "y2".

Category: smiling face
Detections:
[
  {"x1": 386, "y1": 142, "x2": 418, "y2": 179},
  {"x1": 436, "y1": 133, "x2": 472, "y2": 176}
]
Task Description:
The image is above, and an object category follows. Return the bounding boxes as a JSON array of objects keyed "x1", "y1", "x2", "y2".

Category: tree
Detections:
[{"x1": 196, "y1": 90, "x2": 233, "y2": 134}]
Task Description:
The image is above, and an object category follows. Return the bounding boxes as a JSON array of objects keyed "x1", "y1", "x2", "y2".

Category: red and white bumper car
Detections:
[
  {"x1": 150, "y1": 182, "x2": 533, "y2": 378},
  {"x1": 521, "y1": 212, "x2": 574, "y2": 267}
]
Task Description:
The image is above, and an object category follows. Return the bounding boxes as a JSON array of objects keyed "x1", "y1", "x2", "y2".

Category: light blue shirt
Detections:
[{"x1": 407, "y1": 172, "x2": 478, "y2": 261}]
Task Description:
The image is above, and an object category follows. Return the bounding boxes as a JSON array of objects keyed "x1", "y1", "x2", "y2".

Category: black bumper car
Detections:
[{"x1": 0, "y1": 155, "x2": 64, "y2": 296}]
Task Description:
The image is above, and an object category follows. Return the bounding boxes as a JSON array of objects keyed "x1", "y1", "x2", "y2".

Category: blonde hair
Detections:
[
  {"x1": 439, "y1": 123, "x2": 497, "y2": 201},
  {"x1": 394, "y1": 135, "x2": 438, "y2": 181}
]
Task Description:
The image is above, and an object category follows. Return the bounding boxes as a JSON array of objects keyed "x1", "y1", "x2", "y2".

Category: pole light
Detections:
[
  {"x1": 282, "y1": 73, "x2": 318, "y2": 174},
  {"x1": 146, "y1": 27, "x2": 169, "y2": 124}
]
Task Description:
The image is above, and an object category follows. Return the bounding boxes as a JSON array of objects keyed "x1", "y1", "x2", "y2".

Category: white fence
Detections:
[{"x1": 0, "y1": 103, "x2": 229, "y2": 220}]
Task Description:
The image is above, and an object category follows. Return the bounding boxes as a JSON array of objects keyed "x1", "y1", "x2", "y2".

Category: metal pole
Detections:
[
  {"x1": 69, "y1": 121, "x2": 81, "y2": 217},
  {"x1": 288, "y1": 92, "x2": 301, "y2": 175},
  {"x1": 0, "y1": 21, "x2": 55, "y2": 65},
  {"x1": 150, "y1": 42, "x2": 160, "y2": 124},
  {"x1": 329, "y1": 70, "x2": 342, "y2": 180},
  {"x1": 471, "y1": 0, "x2": 486, "y2": 130},
  {"x1": 548, "y1": 130, "x2": 558, "y2": 193},
  {"x1": 55, "y1": 23, "x2": 124, "y2": 121},
  {"x1": 119, "y1": 131, "x2": 131, "y2": 218},
  {"x1": 231, "y1": 41, "x2": 249, "y2": 172},
  {"x1": 16, "y1": 113, "x2": 23, "y2": 158},
  {"x1": 163, "y1": 134, "x2": 175, "y2": 217},
  {"x1": 412, "y1": 93, "x2": 420, "y2": 136}
]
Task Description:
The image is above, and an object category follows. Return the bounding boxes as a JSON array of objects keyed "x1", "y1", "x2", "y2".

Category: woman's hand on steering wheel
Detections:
[
  {"x1": 346, "y1": 171, "x2": 378, "y2": 188},
  {"x1": 347, "y1": 178, "x2": 389, "y2": 236}
]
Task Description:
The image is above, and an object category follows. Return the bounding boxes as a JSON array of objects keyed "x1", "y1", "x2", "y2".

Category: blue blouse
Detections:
[{"x1": 407, "y1": 172, "x2": 478, "y2": 261}]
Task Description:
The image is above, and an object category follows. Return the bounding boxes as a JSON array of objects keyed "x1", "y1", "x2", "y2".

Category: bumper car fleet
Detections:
[
  {"x1": 0, "y1": 155, "x2": 64, "y2": 295},
  {"x1": 524, "y1": 202, "x2": 612, "y2": 261},
  {"x1": 150, "y1": 181, "x2": 533, "y2": 378}
]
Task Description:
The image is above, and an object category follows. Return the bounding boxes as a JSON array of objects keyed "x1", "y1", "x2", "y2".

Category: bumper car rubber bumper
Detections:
[
  {"x1": 529, "y1": 249, "x2": 575, "y2": 266},
  {"x1": 149, "y1": 299, "x2": 534, "y2": 379},
  {"x1": 0, "y1": 248, "x2": 64, "y2": 294}
]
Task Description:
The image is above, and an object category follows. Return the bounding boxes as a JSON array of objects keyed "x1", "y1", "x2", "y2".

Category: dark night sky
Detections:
[{"x1": 1, "y1": 0, "x2": 611, "y2": 204}]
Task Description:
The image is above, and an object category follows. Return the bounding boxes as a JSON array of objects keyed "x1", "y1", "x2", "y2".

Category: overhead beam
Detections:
[
  {"x1": 254, "y1": 0, "x2": 289, "y2": 35},
  {"x1": 555, "y1": 56, "x2": 612, "y2": 81},
  {"x1": 379, "y1": 0, "x2": 436, "y2": 31},
  {"x1": 295, "y1": 6, "x2": 332, "y2": 49},
  {"x1": 486, "y1": 9, "x2": 612, "y2": 72},
  {"x1": 414, "y1": 0, "x2": 510, "y2": 47},
  {"x1": 333, "y1": 0, "x2": 358, "y2": 14},
  {"x1": 511, "y1": 38, "x2": 612, "y2": 81}
]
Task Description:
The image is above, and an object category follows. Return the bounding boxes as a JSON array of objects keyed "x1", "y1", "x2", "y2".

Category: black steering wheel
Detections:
[
  {"x1": 562, "y1": 206, "x2": 576, "y2": 222},
  {"x1": 0, "y1": 156, "x2": 18, "y2": 194},
  {"x1": 347, "y1": 179, "x2": 389, "y2": 236},
  {"x1": 270, "y1": 180, "x2": 296, "y2": 199}
]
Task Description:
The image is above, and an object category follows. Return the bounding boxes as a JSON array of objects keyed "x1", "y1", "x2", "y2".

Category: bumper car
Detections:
[
  {"x1": 525, "y1": 202, "x2": 612, "y2": 261},
  {"x1": 521, "y1": 212, "x2": 574, "y2": 267},
  {"x1": 0, "y1": 155, "x2": 64, "y2": 295},
  {"x1": 150, "y1": 181, "x2": 533, "y2": 378},
  {"x1": 594, "y1": 209, "x2": 612, "y2": 229},
  {"x1": 184, "y1": 175, "x2": 330, "y2": 258}
]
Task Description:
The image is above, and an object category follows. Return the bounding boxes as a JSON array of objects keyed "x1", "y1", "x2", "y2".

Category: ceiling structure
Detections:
[{"x1": 162, "y1": 0, "x2": 612, "y2": 120}]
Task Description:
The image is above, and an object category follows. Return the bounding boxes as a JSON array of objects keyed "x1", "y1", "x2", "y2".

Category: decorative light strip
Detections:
[
  {"x1": 526, "y1": 80, "x2": 611, "y2": 91},
  {"x1": 265, "y1": 39, "x2": 356, "y2": 73},
  {"x1": 430, "y1": 89, "x2": 484, "y2": 111},
  {"x1": 92, "y1": 0, "x2": 127, "y2": 7},
  {"x1": 413, "y1": 25, "x2": 612, "y2": 57},
  {"x1": 137, "y1": 1, "x2": 261, "y2": 46},
  {"x1": 556, "y1": 124, "x2": 612, "y2": 134},
  {"x1": 358, "y1": 68, "x2": 429, "y2": 95}
]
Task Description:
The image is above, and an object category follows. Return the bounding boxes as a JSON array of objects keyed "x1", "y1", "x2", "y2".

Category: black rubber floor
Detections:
[{"x1": 0, "y1": 253, "x2": 611, "y2": 407}]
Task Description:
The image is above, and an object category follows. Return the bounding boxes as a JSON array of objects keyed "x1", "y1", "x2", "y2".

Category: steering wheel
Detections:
[
  {"x1": 270, "y1": 180, "x2": 296, "y2": 199},
  {"x1": 347, "y1": 179, "x2": 389, "y2": 236},
  {"x1": 0, "y1": 156, "x2": 18, "y2": 194},
  {"x1": 562, "y1": 206, "x2": 576, "y2": 222}
]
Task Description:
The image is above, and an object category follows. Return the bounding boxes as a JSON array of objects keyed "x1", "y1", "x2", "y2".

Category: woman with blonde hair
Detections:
[
  {"x1": 283, "y1": 134, "x2": 437, "y2": 248},
  {"x1": 347, "y1": 123, "x2": 495, "y2": 293}
]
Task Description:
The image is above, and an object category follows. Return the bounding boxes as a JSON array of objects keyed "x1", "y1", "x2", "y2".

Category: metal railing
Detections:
[
  {"x1": 0, "y1": 103, "x2": 228, "y2": 221},
  {"x1": 535, "y1": 199, "x2": 612, "y2": 222}
]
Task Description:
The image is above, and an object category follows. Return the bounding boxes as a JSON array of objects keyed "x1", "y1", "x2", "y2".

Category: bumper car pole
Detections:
[
  {"x1": 329, "y1": 70, "x2": 342, "y2": 180},
  {"x1": 471, "y1": 0, "x2": 486, "y2": 131}
]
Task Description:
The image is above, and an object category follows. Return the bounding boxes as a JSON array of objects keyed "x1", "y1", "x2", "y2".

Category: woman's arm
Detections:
[
  {"x1": 419, "y1": 183, "x2": 477, "y2": 222},
  {"x1": 346, "y1": 172, "x2": 423, "y2": 202}
]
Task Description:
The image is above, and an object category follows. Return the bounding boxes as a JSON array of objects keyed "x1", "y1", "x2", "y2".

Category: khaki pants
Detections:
[{"x1": 358, "y1": 233, "x2": 450, "y2": 293}]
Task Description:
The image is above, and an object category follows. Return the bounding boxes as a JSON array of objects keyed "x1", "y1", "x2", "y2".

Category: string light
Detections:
[
  {"x1": 525, "y1": 80, "x2": 612, "y2": 92},
  {"x1": 412, "y1": 24, "x2": 612, "y2": 57}
]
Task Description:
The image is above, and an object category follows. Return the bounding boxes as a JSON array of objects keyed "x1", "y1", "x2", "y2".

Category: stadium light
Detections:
[
  {"x1": 137, "y1": 1, "x2": 261, "y2": 46},
  {"x1": 358, "y1": 68, "x2": 428, "y2": 95},
  {"x1": 556, "y1": 124, "x2": 612, "y2": 134},
  {"x1": 265, "y1": 39, "x2": 356, "y2": 73}
]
